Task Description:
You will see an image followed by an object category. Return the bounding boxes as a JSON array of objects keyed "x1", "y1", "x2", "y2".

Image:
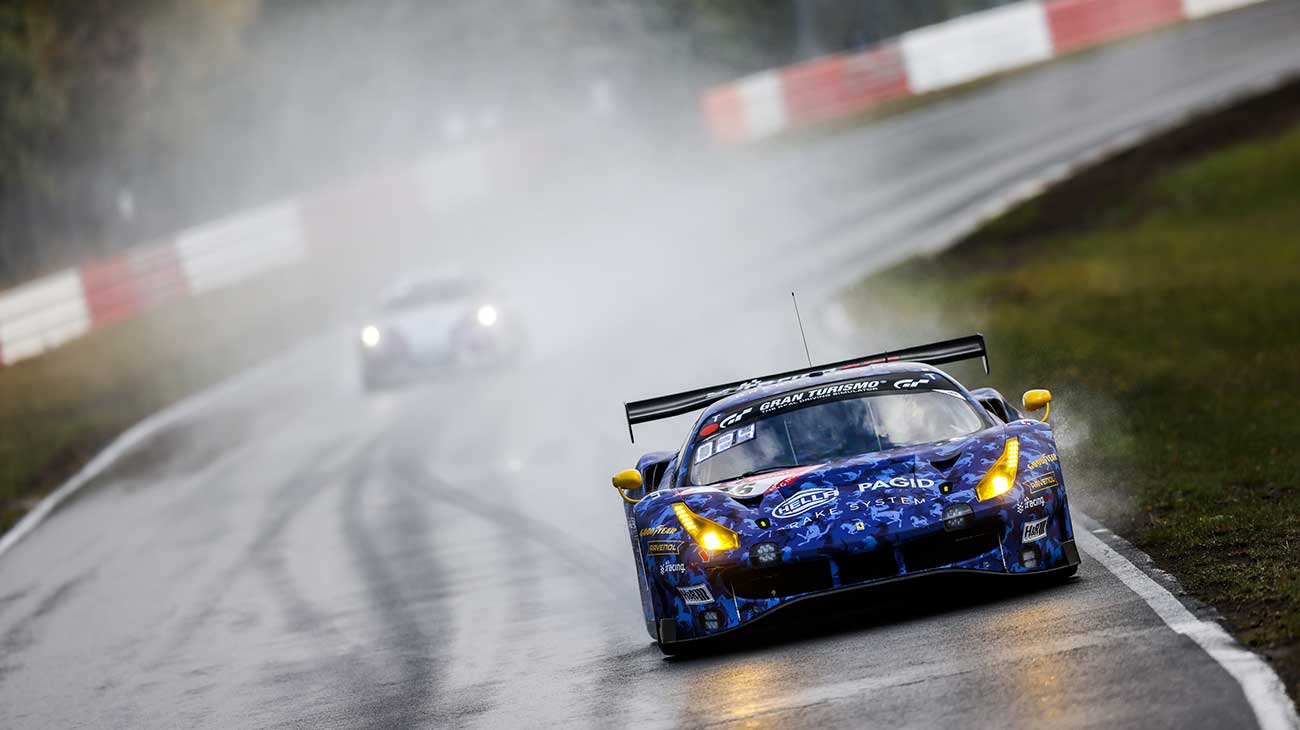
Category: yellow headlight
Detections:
[
  {"x1": 672, "y1": 502, "x2": 740, "y2": 552},
  {"x1": 976, "y1": 437, "x2": 1019, "y2": 501}
]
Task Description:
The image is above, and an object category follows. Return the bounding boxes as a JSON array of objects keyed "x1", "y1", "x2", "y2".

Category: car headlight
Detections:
[
  {"x1": 672, "y1": 502, "x2": 739, "y2": 553},
  {"x1": 942, "y1": 503, "x2": 974, "y2": 531},
  {"x1": 476, "y1": 304, "x2": 499, "y2": 327},
  {"x1": 360, "y1": 325, "x2": 382, "y2": 348},
  {"x1": 751, "y1": 542, "x2": 780, "y2": 566},
  {"x1": 976, "y1": 437, "x2": 1019, "y2": 501}
]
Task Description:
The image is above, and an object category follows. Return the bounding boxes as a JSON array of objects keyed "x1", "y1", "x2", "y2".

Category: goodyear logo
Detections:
[
  {"x1": 772, "y1": 488, "x2": 838, "y2": 519},
  {"x1": 639, "y1": 525, "x2": 678, "y2": 537},
  {"x1": 1028, "y1": 453, "x2": 1058, "y2": 470}
]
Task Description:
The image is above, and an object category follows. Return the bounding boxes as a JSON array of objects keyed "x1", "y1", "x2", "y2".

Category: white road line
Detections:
[{"x1": 1075, "y1": 526, "x2": 1300, "y2": 730}]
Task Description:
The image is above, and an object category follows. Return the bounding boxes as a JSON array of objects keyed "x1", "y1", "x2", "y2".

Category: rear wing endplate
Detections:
[{"x1": 623, "y1": 333, "x2": 987, "y2": 442}]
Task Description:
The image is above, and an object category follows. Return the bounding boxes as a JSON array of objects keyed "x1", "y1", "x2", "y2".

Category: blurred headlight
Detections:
[
  {"x1": 976, "y1": 437, "x2": 1019, "y2": 501},
  {"x1": 476, "y1": 304, "x2": 499, "y2": 327},
  {"x1": 672, "y1": 502, "x2": 739, "y2": 553},
  {"x1": 360, "y1": 325, "x2": 382, "y2": 348}
]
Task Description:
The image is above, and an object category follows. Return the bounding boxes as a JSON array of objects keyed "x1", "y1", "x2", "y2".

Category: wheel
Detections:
[{"x1": 656, "y1": 637, "x2": 715, "y2": 657}]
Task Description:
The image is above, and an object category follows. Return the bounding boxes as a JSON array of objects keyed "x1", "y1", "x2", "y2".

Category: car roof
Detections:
[
  {"x1": 697, "y1": 360, "x2": 953, "y2": 423},
  {"x1": 378, "y1": 269, "x2": 486, "y2": 304}
]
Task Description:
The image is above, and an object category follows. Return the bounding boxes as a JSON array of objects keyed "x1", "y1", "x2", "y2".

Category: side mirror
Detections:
[
  {"x1": 612, "y1": 469, "x2": 644, "y2": 504},
  {"x1": 1022, "y1": 389, "x2": 1052, "y2": 421}
]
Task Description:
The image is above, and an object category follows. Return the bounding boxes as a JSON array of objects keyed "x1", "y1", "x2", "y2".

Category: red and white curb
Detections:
[{"x1": 702, "y1": 0, "x2": 1272, "y2": 143}]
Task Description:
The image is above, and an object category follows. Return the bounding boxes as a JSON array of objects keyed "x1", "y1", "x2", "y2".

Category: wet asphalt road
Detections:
[{"x1": 4, "y1": 3, "x2": 1300, "y2": 728}]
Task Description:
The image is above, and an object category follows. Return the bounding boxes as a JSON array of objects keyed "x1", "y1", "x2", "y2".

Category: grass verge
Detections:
[
  {"x1": 0, "y1": 264, "x2": 344, "y2": 535},
  {"x1": 0, "y1": 180, "x2": 485, "y2": 536},
  {"x1": 841, "y1": 78, "x2": 1300, "y2": 703}
]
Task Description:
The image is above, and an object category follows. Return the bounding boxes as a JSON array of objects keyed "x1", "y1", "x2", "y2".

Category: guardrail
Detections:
[
  {"x1": 702, "y1": 0, "x2": 1268, "y2": 143},
  {"x1": 0, "y1": 134, "x2": 549, "y2": 368},
  {"x1": 0, "y1": 0, "x2": 1268, "y2": 366}
]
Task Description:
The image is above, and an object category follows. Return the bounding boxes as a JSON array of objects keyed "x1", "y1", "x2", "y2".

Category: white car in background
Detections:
[{"x1": 357, "y1": 271, "x2": 522, "y2": 391}]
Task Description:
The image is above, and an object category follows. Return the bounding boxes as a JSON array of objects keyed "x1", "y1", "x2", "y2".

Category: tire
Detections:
[
  {"x1": 657, "y1": 637, "x2": 715, "y2": 657},
  {"x1": 657, "y1": 641, "x2": 694, "y2": 657}
]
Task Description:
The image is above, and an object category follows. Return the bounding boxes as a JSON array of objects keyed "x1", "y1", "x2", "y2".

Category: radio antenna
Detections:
[{"x1": 791, "y1": 292, "x2": 813, "y2": 368}]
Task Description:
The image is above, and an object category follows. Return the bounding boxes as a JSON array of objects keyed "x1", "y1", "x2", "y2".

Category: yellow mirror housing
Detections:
[
  {"x1": 1022, "y1": 389, "x2": 1052, "y2": 421},
  {"x1": 612, "y1": 469, "x2": 644, "y2": 503}
]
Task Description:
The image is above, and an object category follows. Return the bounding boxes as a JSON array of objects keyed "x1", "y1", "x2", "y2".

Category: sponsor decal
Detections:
[
  {"x1": 715, "y1": 430, "x2": 736, "y2": 454},
  {"x1": 706, "y1": 373, "x2": 811, "y2": 401},
  {"x1": 734, "y1": 423, "x2": 756, "y2": 445},
  {"x1": 726, "y1": 482, "x2": 764, "y2": 497},
  {"x1": 772, "y1": 494, "x2": 932, "y2": 531},
  {"x1": 640, "y1": 525, "x2": 678, "y2": 537},
  {"x1": 758, "y1": 380, "x2": 885, "y2": 414},
  {"x1": 852, "y1": 495, "x2": 928, "y2": 507},
  {"x1": 647, "y1": 540, "x2": 682, "y2": 555},
  {"x1": 772, "y1": 488, "x2": 838, "y2": 519},
  {"x1": 718, "y1": 464, "x2": 819, "y2": 498},
  {"x1": 857, "y1": 476, "x2": 936, "y2": 491},
  {"x1": 893, "y1": 376, "x2": 935, "y2": 389},
  {"x1": 1023, "y1": 517, "x2": 1049, "y2": 543},
  {"x1": 696, "y1": 423, "x2": 758, "y2": 463},
  {"x1": 678, "y1": 584, "x2": 714, "y2": 605},
  {"x1": 699, "y1": 422, "x2": 719, "y2": 438},
  {"x1": 1015, "y1": 496, "x2": 1046, "y2": 514},
  {"x1": 719, "y1": 408, "x2": 751, "y2": 430},
  {"x1": 1027, "y1": 474, "x2": 1058, "y2": 493},
  {"x1": 659, "y1": 563, "x2": 686, "y2": 576},
  {"x1": 694, "y1": 440, "x2": 714, "y2": 464},
  {"x1": 1027, "y1": 453, "x2": 1059, "y2": 470},
  {"x1": 778, "y1": 509, "x2": 839, "y2": 530}
]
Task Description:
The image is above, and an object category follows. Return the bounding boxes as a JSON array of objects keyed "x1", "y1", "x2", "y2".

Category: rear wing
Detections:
[{"x1": 623, "y1": 333, "x2": 987, "y2": 442}]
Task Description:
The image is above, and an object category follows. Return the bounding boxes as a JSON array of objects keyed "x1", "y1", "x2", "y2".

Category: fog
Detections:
[
  {"x1": 73, "y1": 2, "x2": 938, "y2": 462},
  {"x1": 9, "y1": 1, "x2": 1300, "y2": 725},
  {"x1": 5, "y1": 0, "x2": 1207, "y2": 521}
]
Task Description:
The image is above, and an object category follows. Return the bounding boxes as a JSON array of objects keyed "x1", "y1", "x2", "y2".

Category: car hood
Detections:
[{"x1": 378, "y1": 301, "x2": 477, "y2": 354}]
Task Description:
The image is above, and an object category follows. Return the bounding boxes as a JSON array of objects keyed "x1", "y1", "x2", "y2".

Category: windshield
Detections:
[
  {"x1": 688, "y1": 379, "x2": 987, "y2": 486},
  {"x1": 381, "y1": 278, "x2": 482, "y2": 312}
]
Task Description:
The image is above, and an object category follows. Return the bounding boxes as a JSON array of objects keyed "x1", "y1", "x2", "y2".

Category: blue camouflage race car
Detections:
[{"x1": 613, "y1": 335, "x2": 1080, "y2": 654}]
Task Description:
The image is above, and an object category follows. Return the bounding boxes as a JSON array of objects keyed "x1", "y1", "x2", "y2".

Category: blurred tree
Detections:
[
  {"x1": 0, "y1": 0, "x2": 256, "y2": 283},
  {"x1": 0, "y1": 2, "x2": 65, "y2": 277},
  {"x1": 0, "y1": 0, "x2": 1014, "y2": 286}
]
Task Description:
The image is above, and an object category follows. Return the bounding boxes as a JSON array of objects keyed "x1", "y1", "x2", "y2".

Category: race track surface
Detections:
[{"x1": 3, "y1": 3, "x2": 1300, "y2": 728}]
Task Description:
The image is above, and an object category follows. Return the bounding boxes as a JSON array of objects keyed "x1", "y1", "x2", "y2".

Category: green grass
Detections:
[
  {"x1": 842, "y1": 84, "x2": 1300, "y2": 703},
  {"x1": 0, "y1": 196, "x2": 458, "y2": 535},
  {"x1": 0, "y1": 263, "x2": 355, "y2": 534}
]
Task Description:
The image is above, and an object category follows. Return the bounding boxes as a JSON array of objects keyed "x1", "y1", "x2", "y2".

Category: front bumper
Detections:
[{"x1": 650, "y1": 502, "x2": 1078, "y2": 647}]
